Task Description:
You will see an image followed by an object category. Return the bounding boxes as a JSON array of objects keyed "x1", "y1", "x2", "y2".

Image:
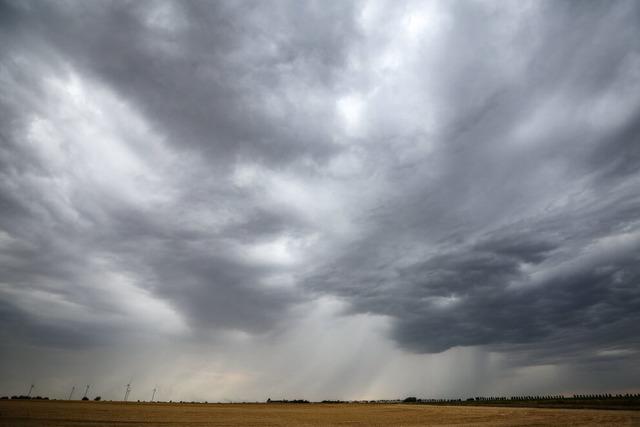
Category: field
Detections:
[{"x1": 1, "y1": 401, "x2": 640, "y2": 426}]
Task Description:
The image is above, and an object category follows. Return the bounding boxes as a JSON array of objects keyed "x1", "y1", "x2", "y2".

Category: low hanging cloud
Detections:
[{"x1": 1, "y1": 0, "x2": 640, "y2": 399}]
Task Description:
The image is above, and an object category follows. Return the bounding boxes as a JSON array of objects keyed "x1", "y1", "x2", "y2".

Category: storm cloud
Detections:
[{"x1": 1, "y1": 0, "x2": 640, "y2": 400}]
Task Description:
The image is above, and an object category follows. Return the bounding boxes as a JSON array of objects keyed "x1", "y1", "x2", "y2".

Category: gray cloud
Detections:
[
  {"x1": 303, "y1": 0, "x2": 640, "y2": 359},
  {"x1": 1, "y1": 0, "x2": 640, "y2": 399}
]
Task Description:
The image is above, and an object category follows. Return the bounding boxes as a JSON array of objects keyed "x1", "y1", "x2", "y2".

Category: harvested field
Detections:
[{"x1": 1, "y1": 400, "x2": 639, "y2": 426}]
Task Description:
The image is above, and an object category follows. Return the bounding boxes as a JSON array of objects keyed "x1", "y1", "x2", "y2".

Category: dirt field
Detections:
[{"x1": 1, "y1": 400, "x2": 639, "y2": 426}]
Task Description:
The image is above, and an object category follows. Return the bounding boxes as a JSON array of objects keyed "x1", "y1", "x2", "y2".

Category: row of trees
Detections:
[
  {"x1": 1, "y1": 395, "x2": 49, "y2": 400},
  {"x1": 572, "y1": 393, "x2": 640, "y2": 399},
  {"x1": 469, "y1": 394, "x2": 640, "y2": 401},
  {"x1": 1, "y1": 395, "x2": 101, "y2": 401},
  {"x1": 316, "y1": 394, "x2": 640, "y2": 404},
  {"x1": 405, "y1": 397, "x2": 462, "y2": 403},
  {"x1": 402, "y1": 394, "x2": 640, "y2": 403},
  {"x1": 471, "y1": 396, "x2": 566, "y2": 401},
  {"x1": 266, "y1": 398, "x2": 310, "y2": 403},
  {"x1": 270, "y1": 394, "x2": 640, "y2": 404}
]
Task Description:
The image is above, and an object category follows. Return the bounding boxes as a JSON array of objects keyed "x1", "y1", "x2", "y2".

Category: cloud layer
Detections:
[{"x1": 1, "y1": 0, "x2": 640, "y2": 400}]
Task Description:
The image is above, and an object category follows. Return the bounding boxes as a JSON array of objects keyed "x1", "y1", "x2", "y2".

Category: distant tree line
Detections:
[
  {"x1": 2, "y1": 392, "x2": 639, "y2": 405},
  {"x1": 397, "y1": 393, "x2": 640, "y2": 405},
  {"x1": 266, "y1": 398, "x2": 309, "y2": 403},
  {"x1": 264, "y1": 394, "x2": 640, "y2": 405},
  {"x1": 1, "y1": 395, "x2": 102, "y2": 401},
  {"x1": 462, "y1": 393, "x2": 640, "y2": 401},
  {"x1": 2, "y1": 395, "x2": 50, "y2": 400}
]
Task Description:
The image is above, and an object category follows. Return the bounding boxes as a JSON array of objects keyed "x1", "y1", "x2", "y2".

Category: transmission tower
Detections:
[
  {"x1": 68, "y1": 385, "x2": 75, "y2": 400},
  {"x1": 83, "y1": 385, "x2": 90, "y2": 399},
  {"x1": 27, "y1": 384, "x2": 34, "y2": 398},
  {"x1": 124, "y1": 383, "x2": 131, "y2": 402},
  {"x1": 151, "y1": 387, "x2": 157, "y2": 402}
]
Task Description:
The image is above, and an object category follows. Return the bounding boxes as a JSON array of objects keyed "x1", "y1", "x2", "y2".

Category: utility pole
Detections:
[
  {"x1": 124, "y1": 384, "x2": 131, "y2": 402},
  {"x1": 27, "y1": 384, "x2": 34, "y2": 398},
  {"x1": 83, "y1": 385, "x2": 90, "y2": 399},
  {"x1": 68, "y1": 386, "x2": 75, "y2": 400},
  {"x1": 151, "y1": 387, "x2": 157, "y2": 402}
]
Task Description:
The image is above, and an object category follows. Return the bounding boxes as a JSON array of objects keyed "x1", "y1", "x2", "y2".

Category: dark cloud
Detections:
[
  {"x1": 303, "y1": 0, "x2": 640, "y2": 361},
  {"x1": 1, "y1": 0, "x2": 640, "y2": 398},
  {"x1": 7, "y1": 0, "x2": 358, "y2": 166}
]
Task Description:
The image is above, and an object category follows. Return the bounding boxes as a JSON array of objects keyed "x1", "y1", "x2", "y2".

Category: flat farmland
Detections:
[{"x1": 1, "y1": 400, "x2": 639, "y2": 426}]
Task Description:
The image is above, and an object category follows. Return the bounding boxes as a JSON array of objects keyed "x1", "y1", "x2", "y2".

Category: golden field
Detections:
[{"x1": 1, "y1": 400, "x2": 639, "y2": 426}]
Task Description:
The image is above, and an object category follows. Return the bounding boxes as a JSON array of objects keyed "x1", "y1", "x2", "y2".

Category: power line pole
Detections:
[
  {"x1": 83, "y1": 385, "x2": 90, "y2": 399},
  {"x1": 68, "y1": 386, "x2": 75, "y2": 400},
  {"x1": 124, "y1": 384, "x2": 131, "y2": 402},
  {"x1": 151, "y1": 387, "x2": 157, "y2": 402},
  {"x1": 27, "y1": 384, "x2": 34, "y2": 398}
]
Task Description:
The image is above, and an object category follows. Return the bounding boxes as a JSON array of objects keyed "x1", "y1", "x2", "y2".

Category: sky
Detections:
[{"x1": 1, "y1": 0, "x2": 639, "y2": 402}]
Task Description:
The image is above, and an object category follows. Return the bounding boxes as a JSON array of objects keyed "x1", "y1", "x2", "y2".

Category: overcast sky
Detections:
[{"x1": 1, "y1": 0, "x2": 640, "y2": 402}]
